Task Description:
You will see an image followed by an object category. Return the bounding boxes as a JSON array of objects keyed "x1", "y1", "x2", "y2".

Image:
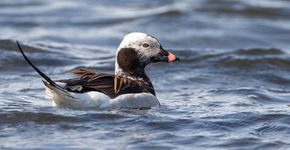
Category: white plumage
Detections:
[{"x1": 45, "y1": 83, "x2": 160, "y2": 109}]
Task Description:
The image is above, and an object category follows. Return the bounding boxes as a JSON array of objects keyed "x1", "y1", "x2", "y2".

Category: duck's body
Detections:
[
  {"x1": 44, "y1": 81, "x2": 159, "y2": 109},
  {"x1": 44, "y1": 69, "x2": 159, "y2": 109},
  {"x1": 18, "y1": 32, "x2": 179, "y2": 109}
]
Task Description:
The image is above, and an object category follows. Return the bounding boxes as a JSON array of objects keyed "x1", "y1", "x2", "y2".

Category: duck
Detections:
[{"x1": 17, "y1": 32, "x2": 180, "y2": 109}]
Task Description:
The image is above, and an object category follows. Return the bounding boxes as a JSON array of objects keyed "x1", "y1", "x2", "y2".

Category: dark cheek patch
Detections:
[{"x1": 117, "y1": 48, "x2": 140, "y2": 73}]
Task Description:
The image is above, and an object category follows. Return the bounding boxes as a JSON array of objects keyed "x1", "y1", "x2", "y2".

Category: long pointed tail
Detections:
[{"x1": 17, "y1": 41, "x2": 62, "y2": 89}]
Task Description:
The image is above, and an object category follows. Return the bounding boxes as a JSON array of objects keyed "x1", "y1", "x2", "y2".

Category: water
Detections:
[{"x1": 1, "y1": 0, "x2": 290, "y2": 149}]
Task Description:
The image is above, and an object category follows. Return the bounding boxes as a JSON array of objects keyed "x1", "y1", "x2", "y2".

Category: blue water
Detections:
[{"x1": 1, "y1": 0, "x2": 290, "y2": 149}]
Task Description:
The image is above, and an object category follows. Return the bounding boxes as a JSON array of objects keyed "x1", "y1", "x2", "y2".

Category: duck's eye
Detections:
[{"x1": 142, "y1": 43, "x2": 150, "y2": 48}]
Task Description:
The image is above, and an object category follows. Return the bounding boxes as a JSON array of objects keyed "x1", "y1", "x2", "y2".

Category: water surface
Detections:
[{"x1": 1, "y1": 0, "x2": 290, "y2": 149}]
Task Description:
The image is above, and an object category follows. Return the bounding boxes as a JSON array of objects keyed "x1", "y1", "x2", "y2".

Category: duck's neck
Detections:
[
  {"x1": 115, "y1": 64, "x2": 155, "y2": 95},
  {"x1": 115, "y1": 63, "x2": 150, "y2": 82},
  {"x1": 114, "y1": 47, "x2": 153, "y2": 87}
]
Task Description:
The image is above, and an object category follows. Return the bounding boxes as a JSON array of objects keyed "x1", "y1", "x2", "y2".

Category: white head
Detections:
[
  {"x1": 117, "y1": 32, "x2": 161, "y2": 60},
  {"x1": 115, "y1": 32, "x2": 179, "y2": 80}
]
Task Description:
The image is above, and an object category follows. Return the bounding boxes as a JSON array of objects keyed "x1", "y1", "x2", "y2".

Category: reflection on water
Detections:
[{"x1": 1, "y1": 0, "x2": 290, "y2": 149}]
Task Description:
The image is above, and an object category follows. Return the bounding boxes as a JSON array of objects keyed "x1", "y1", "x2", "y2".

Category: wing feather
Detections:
[{"x1": 58, "y1": 69, "x2": 155, "y2": 98}]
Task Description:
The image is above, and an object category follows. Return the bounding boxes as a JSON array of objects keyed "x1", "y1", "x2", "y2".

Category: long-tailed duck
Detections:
[{"x1": 17, "y1": 32, "x2": 180, "y2": 109}]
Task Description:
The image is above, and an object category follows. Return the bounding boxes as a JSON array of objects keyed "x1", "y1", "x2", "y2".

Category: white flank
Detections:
[{"x1": 45, "y1": 84, "x2": 160, "y2": 109}]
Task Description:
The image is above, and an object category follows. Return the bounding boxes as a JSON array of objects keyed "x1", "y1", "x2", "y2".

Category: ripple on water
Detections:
[
  {"x1": 197, "y1": 0, "x2": 290, "y2": 19},
  {"x1": 1, "y1": 0, "x2": 290, "y2": 149},
  {"x1": 0, "y1": 111, "x2": 81, "y2": 124}
]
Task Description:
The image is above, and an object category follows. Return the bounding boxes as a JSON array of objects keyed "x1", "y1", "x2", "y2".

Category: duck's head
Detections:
[{"x1": 115, "y1": 32, "x2": 179, "y2": 78}]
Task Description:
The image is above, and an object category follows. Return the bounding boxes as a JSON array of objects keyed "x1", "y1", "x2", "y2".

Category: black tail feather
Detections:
[{"x1": 17, "y1": 41, "x2": 61, "y2": 89}]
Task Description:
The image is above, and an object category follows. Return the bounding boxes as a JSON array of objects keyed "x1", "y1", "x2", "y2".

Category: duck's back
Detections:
[{"x1": 58, "y1": 69, "x2": 155, "y2": 99}]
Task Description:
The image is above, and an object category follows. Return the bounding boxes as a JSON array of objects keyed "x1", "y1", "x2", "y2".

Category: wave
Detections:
[
  {"x1": 0, "y1": 39, "x2": 53, "y2": 53},
  {"x1": 1, "y1": 38, "x2": 290, "y2": 82},
  {"x1": 0, "y1": 110, "x2": 132, "y2": 125},
  {"x1": 178, "y1": 48, "x2": 290, "y2": 69},
  {"x1": 0, "y1": 111, "x2": 80, "y2": 124},
  {"x1": 197, "y1": 0, "x2": 290, "y2": 19},
  {"x1": 0, "y1": 39, "x2": 103, "y2": 71},
  {"x1": 236, "y1": 48, "x2": 285, "y2": 55}
]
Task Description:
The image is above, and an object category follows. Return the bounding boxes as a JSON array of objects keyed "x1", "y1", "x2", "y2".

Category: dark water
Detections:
[{"x1": 1, "y1": 0, "x2": 290, "y2": 149}]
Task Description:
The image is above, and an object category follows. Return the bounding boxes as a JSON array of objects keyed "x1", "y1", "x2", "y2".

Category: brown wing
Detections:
[{"x1": 57, "y1": 69, "x2": 155, "y2": 99}]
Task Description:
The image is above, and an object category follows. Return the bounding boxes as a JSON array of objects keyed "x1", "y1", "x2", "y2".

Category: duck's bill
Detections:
[
  {"x1": 167, "y1": 52, "x2": 180, "y2": 62},
  {"x1": 151, "y1": 49, "x2": 180, "y2": 63}
]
